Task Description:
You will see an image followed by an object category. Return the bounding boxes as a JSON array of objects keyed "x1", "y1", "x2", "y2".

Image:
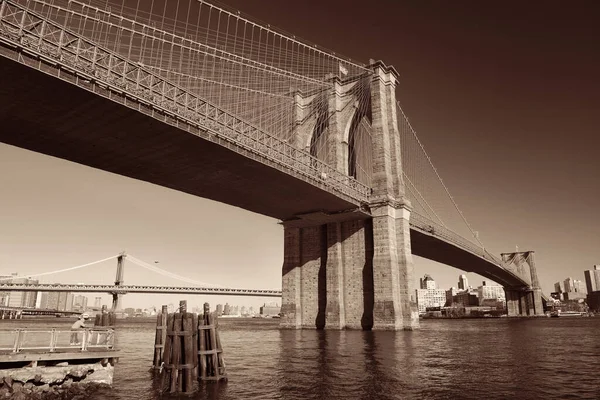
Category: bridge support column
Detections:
[
  {"x1": 505, "y1": 289, "x2": 544, "y2": 316},
  {"x1": 281, "y1": 227, "x2": 302, "y2": 328},
  {"x1": 370, "y1": 203, "x2": 418, "y2": 330},
  {"x1": 505, "y1": 290, "x2": 521, "y2": 317},
  {"x1": 280, "y1": 225, "x2": 327, "y2": 329},
  {"x1": 324, "y1": 219, "x2": 372, "y2": 330}
]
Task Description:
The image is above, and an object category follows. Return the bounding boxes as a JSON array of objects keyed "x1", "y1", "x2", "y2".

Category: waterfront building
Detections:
[
  {"x1": 215, "y1": 304, "x2": 223, "y2": 316},
  {"x1": 584, "y1": 266, "x2": 600, "y2": 294},
  {"x1": 458, "y1": 274, "x2": 469, "y2": 290},
  {"x1": 94, "y1": 297, "x2": 102, "y2": 308},
  {"x1": 453, "y1": 291, "x2": 479, "y2": 307},
  {"x1": 260, "y1": 302, "x2": 281, "y2": 316},
  {"x1": 416, "y1": 288, "x2": 447, "y2": 313},
  {"x1": 477, "y1": 281, "x2": 505, "y2": 306},
  {"x1": 223, "y1": 303, "x2": 231, "y2": 316}
]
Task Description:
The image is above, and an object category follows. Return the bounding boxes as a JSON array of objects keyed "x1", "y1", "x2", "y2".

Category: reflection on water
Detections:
[{"x1": 2, "y1": 318, "x2": 599, "y2": 399}]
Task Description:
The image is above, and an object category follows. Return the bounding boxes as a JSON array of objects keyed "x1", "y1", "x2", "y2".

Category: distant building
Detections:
[
  {"x1": 584, "y1": 266, "x2": 600, "y2": 294},
  {"x1": 453, "y1": 291, "x2": 479, "y2": 307},
  {"x1": 587, "y1": 291, "x2": 600, "y2": 312},
  {"x1": 94, "y1": 297, "x2": 102, "y2": 308},
  {"x1": 446, "y1": 287, "x2": 459, "y2": 306},
  {"x1": 477, "y1": 281, "x2": 505, "y2": 306},
  {"x1": 458, "y1": 275, "x2": 469, "y2": 290},
  {"x1": 260, "y1": 302, "x2": 281, "y2": 316},
  {"x1": 1, "y1": 274, "x2": 39, "y2": 308},
  {"x1": 223, "y1": 303, "x2": 231, "y2": 316},
  {"x1": 73, "y1": 295, "x2": 88, "y2": 312},
  {"x1": 420, "y1": 275, "x2": 436, "y2": 290},
  {"x1": 563, "y1": 277, "x2": 585, "y2": 293},
  {"x1": 563, "y1": 291, "x2": 586, "y2": 301},
  {"x1": 554, "y1": 282, "x2": 565, "y2": 294},
  {"x1": 416, "y1": 289, "x2": 446, "y2": 313},
  {"x1": 40, "y1": 291, "x2": 74, "y2": 311},
  {"x1": 215, "y1": 304, "x2": 223, "y2": 316}
]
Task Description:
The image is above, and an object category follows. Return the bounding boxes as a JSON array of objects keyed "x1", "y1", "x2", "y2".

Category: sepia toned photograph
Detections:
[{"x1": 0, "y1": 0, "x2": 598, "y2": 399}]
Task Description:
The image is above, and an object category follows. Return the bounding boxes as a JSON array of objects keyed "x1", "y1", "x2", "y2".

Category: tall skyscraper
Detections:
[
  {"x1": 458, "y1": 274, "x2": 469, "y2": 290},
  {"x1": 223, "y1": 303, "x2": 231, "y2": 316},
  {"x1": 94, "y1": 297, "x2": 102, "y2": 308},
  {"x1": 584, "y1": 265, "x2": 600, "y2": 294},
  {"x1": 216, "y1": 304, "x2": 223, "y2": 316}
]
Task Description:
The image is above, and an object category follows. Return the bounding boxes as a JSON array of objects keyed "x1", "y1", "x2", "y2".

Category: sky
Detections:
[{"x1": 1, "y1": 0, "x2": 599, "y2": 309}]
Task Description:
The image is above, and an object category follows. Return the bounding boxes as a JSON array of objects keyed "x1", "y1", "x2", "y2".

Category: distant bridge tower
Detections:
[
  {"x1": 111, "y1": 252, "x2": 126, "y2": 312},
  {"x1": 501, "y1": 251, "x2": 544, "y2": 316},
  {"x1": 280, "y1": 61, "x2": 419, "y2": 331}
]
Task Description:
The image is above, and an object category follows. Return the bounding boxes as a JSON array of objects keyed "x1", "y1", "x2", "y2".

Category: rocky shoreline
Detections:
[{"x1": 0, "y1": 362, "x2": 113, "y2": 399}]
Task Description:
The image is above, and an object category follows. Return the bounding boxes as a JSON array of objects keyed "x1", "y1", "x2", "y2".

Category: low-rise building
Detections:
[{"x1": 260, "y1": 302, "x2": 281, "y2": 317}]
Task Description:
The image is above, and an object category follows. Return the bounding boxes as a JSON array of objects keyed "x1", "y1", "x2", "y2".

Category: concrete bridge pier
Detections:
[
  {"x1": 505, "y1": 288, "x2": 544, "y2": 316},
  {"x1": 502, "y1": 251, "x2": 545, "y2": 316},
  {"x1": 280, "y1": 60, "x2": 419, "y2": 331}
]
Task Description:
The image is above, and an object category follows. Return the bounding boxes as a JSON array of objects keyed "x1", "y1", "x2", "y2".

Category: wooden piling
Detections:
[
  {"x1": 181, "y1": 301, "x2": 195, "y2": 393},
  {"x1": 160, "y1": 312, "x2": 174, "y2": 391},
  {"x1": 197, "y1": 302, "x2": 227, "y2": 382},
  {"x1": 153, "y1": 305, "x2": 168, "y2": 369},
  {"x1": 198, "y1": 315, "x2": 207, "y2": 380}
]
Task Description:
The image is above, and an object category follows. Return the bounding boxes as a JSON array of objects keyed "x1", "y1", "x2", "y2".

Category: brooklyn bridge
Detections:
[{"x1": 0, "y1": 0, "x2": 546, "y2": 330}]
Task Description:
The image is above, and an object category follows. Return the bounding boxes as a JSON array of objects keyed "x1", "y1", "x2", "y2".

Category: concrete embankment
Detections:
[{"x1": 0, "y1": 362, "x2": 113, "y2": 399}]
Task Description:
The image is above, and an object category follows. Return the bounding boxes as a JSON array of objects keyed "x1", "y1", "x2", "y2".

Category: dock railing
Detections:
[{"x1": 0, "y1": 328, "x2": 116, "y2": 353}]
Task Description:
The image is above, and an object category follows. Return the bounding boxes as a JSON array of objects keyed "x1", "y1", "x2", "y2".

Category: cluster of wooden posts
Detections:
[
  {"x1": 153, "y1": 301, "x2": 226, "y2": 394},
  {"x1": 93, "y1": 305, "x2": 116, "y2": 327}
]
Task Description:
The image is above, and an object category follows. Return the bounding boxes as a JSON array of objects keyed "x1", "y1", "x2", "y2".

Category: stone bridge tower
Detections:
[
  {"x1": 280, "y1": 61, "x2": 419, "y2": 330},
  {"x1": 501, "y1": 251, "x2": 544, "y2": 316}
]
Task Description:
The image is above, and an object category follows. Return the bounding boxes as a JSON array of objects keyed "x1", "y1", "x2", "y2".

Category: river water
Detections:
[{"x1": 2, "y1": 317, "x2": 599, "y2": 399}]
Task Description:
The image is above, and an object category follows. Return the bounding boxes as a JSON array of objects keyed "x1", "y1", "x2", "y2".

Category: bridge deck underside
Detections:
[
  {"x1": 0, "y1": 57, "x2": 358, "y2": 221},
  {"x1": 410, "y1": 229, "x2": 527, "y2": 289}
]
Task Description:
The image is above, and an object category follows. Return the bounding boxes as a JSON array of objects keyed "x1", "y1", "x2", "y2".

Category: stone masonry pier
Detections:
[{"x1": 280, "y1": 61, "x2": 420, "y2": 331}]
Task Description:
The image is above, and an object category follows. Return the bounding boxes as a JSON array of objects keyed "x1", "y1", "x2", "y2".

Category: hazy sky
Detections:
[{"x1": 1, "y1": 1, "x2": 599, "y2": 309}]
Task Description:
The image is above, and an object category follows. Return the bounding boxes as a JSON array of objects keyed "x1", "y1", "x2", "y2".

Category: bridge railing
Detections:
[
  {"x1": 0, "y1": 328, "x2": 115, "y2": 353},
  {"x1": 0, "y1": 0, "x2": 371, "y2": 203},
  {"x1": 410, "y1": 212, "x2": 504, "y2": 266}
]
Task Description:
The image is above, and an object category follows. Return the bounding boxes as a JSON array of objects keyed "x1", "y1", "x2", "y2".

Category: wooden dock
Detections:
[{"x1": 0, "y1": 327, "x2": 120, "y2": 366}]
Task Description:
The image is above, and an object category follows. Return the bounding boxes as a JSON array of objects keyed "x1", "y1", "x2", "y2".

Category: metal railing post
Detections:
[
  {"x1": 12, "y1": 329, "x2": 22, "y2": 353},
  {"x1": 81, "y1": 330, "x2": 88, "y2": 352},
  {"x1": 50, "y1": 329, "x2": 56, "y2": 352}
]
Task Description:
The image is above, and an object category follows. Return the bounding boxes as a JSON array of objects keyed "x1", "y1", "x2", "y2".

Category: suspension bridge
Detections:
[
  {"x1": 0, "y1": 253, "x2": 283, "y2": 312},
  {"x1": 0, "y1": 0, "x2": 546, "y2": 330}
]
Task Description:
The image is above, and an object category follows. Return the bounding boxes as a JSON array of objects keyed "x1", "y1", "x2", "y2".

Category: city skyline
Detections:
[{"x1": 1, "y1": 0, "x2": 599, "y2": 307}]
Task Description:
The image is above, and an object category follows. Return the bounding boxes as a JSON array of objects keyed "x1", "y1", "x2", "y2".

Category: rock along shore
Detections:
[{"x1": 0, "y1": 361, "x2": 113, "y2": 399}]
